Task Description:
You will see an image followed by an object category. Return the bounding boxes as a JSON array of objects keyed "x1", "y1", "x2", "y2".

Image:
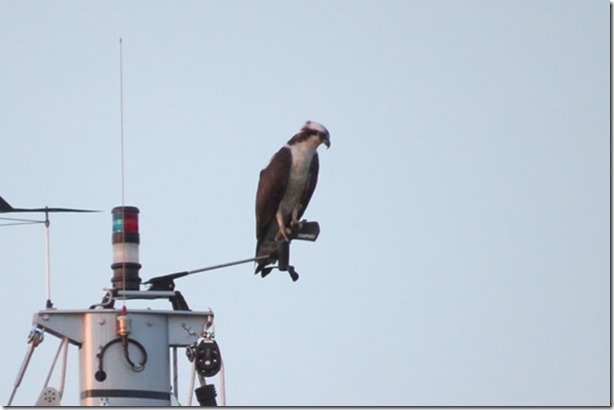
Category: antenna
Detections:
[
  {"x1": 112, "y1": 39, "x2": 143, "y2": 295},
  {"x1": 119, "y1": 38, "x2": 126, "y2": 208},
  {"x1": 118, "y1": 38, "x2": 129, "y2": 299}
]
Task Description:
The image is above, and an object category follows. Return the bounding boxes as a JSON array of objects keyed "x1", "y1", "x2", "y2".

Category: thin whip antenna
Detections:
[
  {"x1": 119, "y1": 38, "x2": 127, "y2": 302},
  {"x1": 119, "y1": 38, "x2": 126, "y2": 208}
]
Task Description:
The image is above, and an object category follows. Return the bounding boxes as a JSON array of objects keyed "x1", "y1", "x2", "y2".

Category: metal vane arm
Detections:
[{"x1": 144, "y1": 255, "x2": 272, "y2": 291}]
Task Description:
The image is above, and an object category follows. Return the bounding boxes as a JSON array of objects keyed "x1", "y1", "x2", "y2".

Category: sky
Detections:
[{"x1": 0, "y1": 0, "x2": 610, "y2": 406}]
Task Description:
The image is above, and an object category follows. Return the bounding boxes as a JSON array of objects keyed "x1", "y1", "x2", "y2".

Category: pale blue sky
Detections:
[{"x1": 1, "y1": 0, "x2": 610, "y2": 406}]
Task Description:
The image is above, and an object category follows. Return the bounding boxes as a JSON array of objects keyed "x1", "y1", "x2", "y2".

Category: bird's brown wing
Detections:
[
  {"x1": 255, "y1": 147, "x2": 293, "y2": 274},
  {"x1": 255, "y1": 147, "x2": 292, "y2": 245}
]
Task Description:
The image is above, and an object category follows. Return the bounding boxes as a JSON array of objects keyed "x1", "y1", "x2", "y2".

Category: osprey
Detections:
[{"x1": 255, "y1": 121, "x2": 331, "y2": 276}]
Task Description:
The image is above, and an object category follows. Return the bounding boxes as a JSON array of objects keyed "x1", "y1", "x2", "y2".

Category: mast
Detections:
[{"x1": 9, "y1": 205, "x2": 223, "y2": 406}]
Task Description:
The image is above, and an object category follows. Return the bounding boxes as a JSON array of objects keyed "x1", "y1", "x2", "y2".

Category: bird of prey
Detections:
[{"x1": 255, "y1": 121, "x2": 331, "y2": 276}]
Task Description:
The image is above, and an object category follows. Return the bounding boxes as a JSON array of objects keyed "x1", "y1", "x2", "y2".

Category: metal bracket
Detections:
[
  {"x1": 259, "y1": 221, "x2": 320, "y2": 281},
  {"x1": 90, "y1": 289, "x2": 191, "y2": 311}
]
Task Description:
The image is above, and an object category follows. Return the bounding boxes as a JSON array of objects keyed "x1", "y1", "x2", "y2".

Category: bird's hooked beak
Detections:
[{"x1": 321, "y1": 134, "x2": 331, "y2": 149}]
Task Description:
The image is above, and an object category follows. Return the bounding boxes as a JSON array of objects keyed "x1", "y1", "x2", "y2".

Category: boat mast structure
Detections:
[
  {"x1": 8, "y1": 206, "x2": 224, "y2": 406},
  {"x1": 5, "y1": 203, "x2": 320, "y2": 406}
]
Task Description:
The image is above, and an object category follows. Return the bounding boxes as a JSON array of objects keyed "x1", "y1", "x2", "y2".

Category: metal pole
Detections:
[
  {"x1": 42, "y1": 338, "x2": 65, "y2": 389},
  {"x1": 144, "y1": 255, "x2": 271, "y2": 287},
  {"x1": 58, "y1": 338, "x2": 69, "y2": 399},
  {"x1": 7, "y1": 327, "x2": 44, "y2": 406},
  {"x1": 186, "y1": 255, "x2": 270, "y2": 275}
]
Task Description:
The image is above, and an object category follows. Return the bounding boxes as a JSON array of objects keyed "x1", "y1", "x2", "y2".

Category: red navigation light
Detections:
[{"x1": 122, "y1": 212, "x2": 139, "y2": 233}]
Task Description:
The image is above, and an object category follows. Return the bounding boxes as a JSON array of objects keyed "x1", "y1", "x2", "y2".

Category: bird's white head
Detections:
[{"x1": 292, "y1": 120, "x2": 331, "y2": 149}]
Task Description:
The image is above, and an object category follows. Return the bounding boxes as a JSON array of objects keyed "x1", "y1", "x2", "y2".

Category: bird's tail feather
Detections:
[{"x1": 255, "y1": 239, "x2": 278, "y2": 276}]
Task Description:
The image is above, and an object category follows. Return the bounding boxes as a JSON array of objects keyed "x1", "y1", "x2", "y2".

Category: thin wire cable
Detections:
[
  {"x1": 0, "y1": 216, "x2": 45, "y2": 225},
  {"x1": 0, "y1": 221, "x2": 42, "y2": 227}
]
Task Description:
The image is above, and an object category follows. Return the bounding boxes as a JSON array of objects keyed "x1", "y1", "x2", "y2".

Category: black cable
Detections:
[
  {"x1": 121, "y1": 336, "x2": 147, "y2": 371},
  {"x1": 95, "y1": 336, "x2": 147, "y2": 382}
]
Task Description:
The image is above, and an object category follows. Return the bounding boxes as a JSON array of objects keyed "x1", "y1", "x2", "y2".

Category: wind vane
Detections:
[{"x1": 0, "y1": 196, "x2": 100, "y2": 308}]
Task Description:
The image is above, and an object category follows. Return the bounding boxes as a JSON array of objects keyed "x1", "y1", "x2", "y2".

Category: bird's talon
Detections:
[
  {"x1": 290, "y1": 220, "x2": 304, "y2": 234},
  {"x1": 275, "y1": 229, "x2": 290, "y2": 242}
]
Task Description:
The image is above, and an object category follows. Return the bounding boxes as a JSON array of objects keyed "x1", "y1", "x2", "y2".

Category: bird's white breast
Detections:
[{"x1": 280, "y1": 143, "x2": 315, "y2": 214}]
